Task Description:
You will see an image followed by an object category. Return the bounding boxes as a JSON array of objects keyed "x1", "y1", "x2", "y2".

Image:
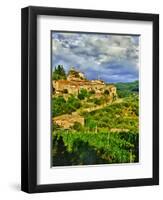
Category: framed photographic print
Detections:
[{"x1": 21, "y1": 6, "x2": 159, "y2": 193}]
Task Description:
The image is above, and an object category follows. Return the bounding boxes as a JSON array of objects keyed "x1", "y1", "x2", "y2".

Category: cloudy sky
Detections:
[{"x1": 51, "y1": 31, "x2": 139, "y2": 83}]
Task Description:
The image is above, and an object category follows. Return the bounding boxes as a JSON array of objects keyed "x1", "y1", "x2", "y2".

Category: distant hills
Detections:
[{"x1": 114, "y1": 81, "x2": 139, "y2": 98}]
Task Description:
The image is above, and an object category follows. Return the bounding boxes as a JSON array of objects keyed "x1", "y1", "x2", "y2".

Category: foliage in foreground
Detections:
[
  {"x1": 52, "y1": 95, "x2": 139, "y2": 166},
  {"x1": 52, "y1": 130, "x2": 138, "y2": 166}
]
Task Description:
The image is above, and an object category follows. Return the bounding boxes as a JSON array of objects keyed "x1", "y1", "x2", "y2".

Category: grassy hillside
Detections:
[
  {"x1": 114, "y1": 80, "x2": 139, "y2": 98},
  {"x1": 83, "y1": 95, "x2": 138, "y2": 132},
  {"x1": 52, "y1": 92, "x2": 139, "y2": 166}
]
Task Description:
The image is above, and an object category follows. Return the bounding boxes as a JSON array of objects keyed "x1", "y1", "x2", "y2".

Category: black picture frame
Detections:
[{"x1": 21, "y1": 6, "x2": 159, "y2": 193}]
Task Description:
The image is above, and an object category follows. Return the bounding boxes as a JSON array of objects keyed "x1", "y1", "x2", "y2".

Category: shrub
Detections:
[
  {"x1": 72, "y1": 122, "x2": 83, "y2": 131},
  {"x1": 66, "y1": 95, "x2": 81, "y2": 113},
  {"x1": 52, "y1": 95, "x2": 81, "y2": 117},
  {"x1": 78, "y1": 89, "x2": 89, "y2": 100},
  {"x1": 52, "y1": 96, "x2": 66, "y2": 117},
  {"x1": 93, "y1": 98, "x2": 103, "y2": 105}
]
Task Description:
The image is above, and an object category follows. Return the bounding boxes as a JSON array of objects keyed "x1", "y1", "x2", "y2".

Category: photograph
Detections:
[
  {"x1": 21, "y1": 6, "x2": 159, "y2": 193},
  {"x1": 51, "y1": 31, "x2": 139, "y2": 167}
]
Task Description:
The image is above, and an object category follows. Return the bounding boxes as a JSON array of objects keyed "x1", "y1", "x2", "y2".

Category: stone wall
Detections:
[
  {"x1": 52, "y1": 79, "x2": 117, "y2": 97},
  {"x1": 53, "y1": 114, "x2": 84, "y2": 129}
]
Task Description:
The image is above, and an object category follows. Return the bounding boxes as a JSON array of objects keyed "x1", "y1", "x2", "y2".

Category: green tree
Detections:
[
  {"x1": 72, "y1": 122, "x2": 83, "y2": 131},
  {"x1": 52, "y1": 96, "x2": 66, "y2": 117},
  {"x1": 66, "y1": 95, "x2": 81, "y2": 113},
  {"x1": 52, "y1": 65, "x2": 66, "y2": 80},
  {"x1": 78, "y1": 89, "x2": 90, "y2": 100}
]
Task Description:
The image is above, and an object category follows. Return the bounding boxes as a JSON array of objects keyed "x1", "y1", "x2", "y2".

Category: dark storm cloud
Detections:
[{"x1": 52, "y1": 32, "x2": 139, "y2": 83}]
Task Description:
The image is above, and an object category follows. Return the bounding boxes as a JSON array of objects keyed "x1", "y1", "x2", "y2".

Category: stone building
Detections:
[
  {"x1": 52, "y1": 69, "x2": 117, "y2": 97},
  {"x1": 53, "y1": 114, "x2": 84, "y2": 129}
]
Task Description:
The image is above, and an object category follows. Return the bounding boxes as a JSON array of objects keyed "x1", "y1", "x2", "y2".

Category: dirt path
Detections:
[
  {"x1": 72, "y1": 98, "x2": 123, "y2": 115},
  {"x1": 53, "y1": 98, "x2": 124, "y2": 128}
]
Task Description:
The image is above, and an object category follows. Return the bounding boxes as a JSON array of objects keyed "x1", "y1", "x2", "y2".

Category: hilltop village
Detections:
[
  {"x1": 52, "y1": 67, "x2": 118, "y2": 129},
  {"x1": 52, "y1": 67, "x2": 117, "y2": 98}
]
